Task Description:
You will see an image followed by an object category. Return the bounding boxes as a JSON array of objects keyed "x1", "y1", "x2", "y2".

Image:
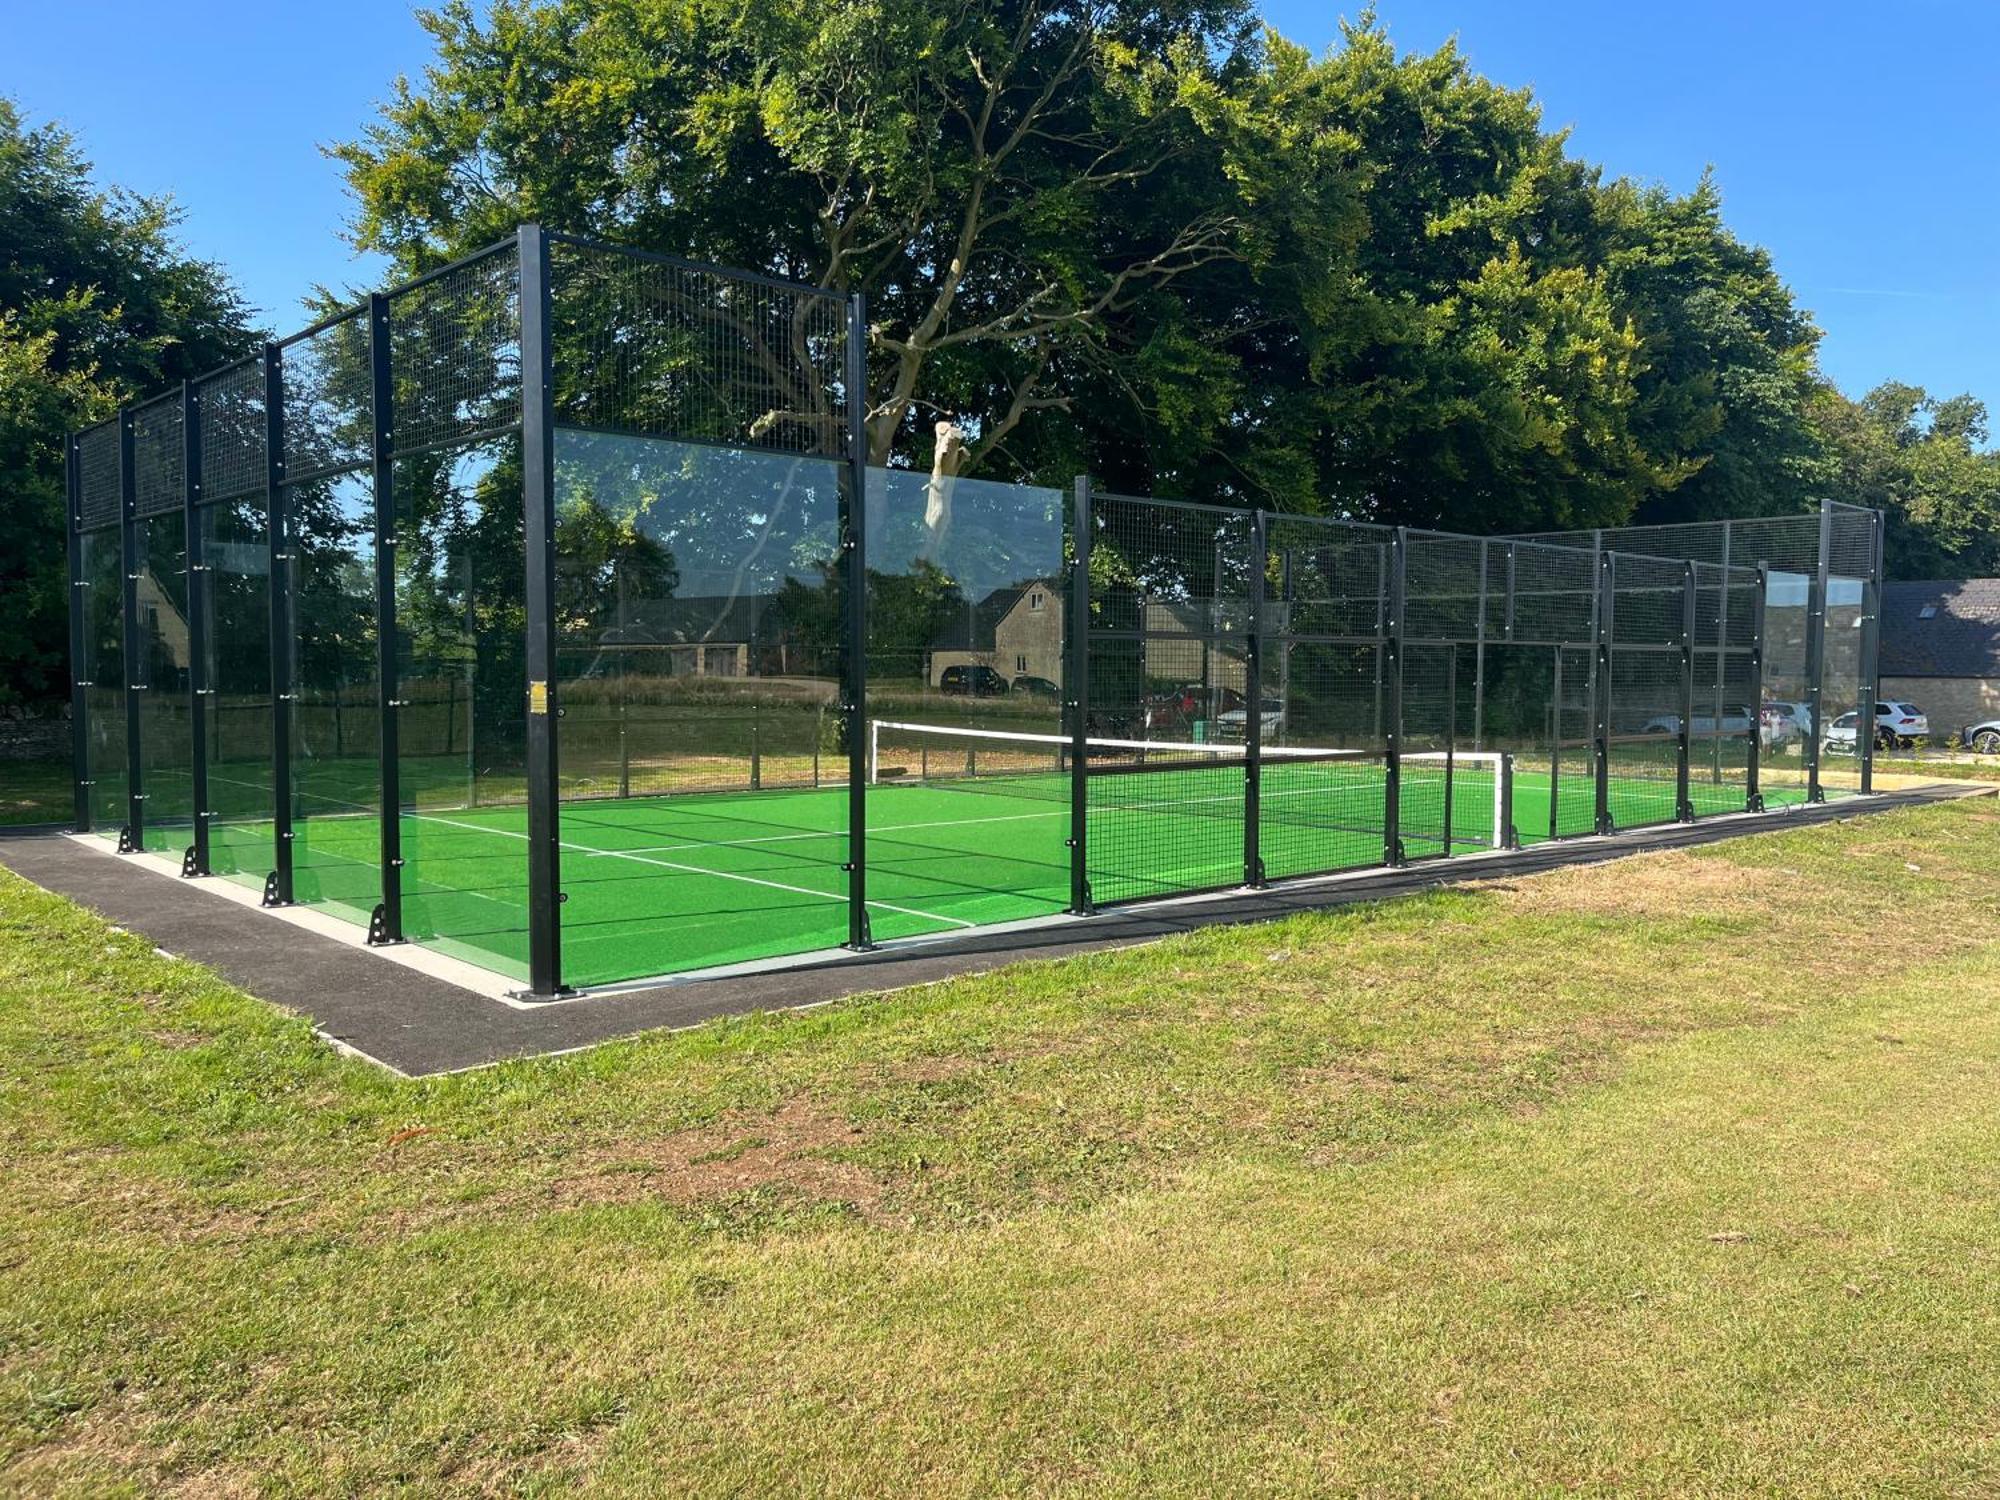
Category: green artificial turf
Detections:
[{"x1": 86, "y1": 755, "x2": 1813, "y2": 990}]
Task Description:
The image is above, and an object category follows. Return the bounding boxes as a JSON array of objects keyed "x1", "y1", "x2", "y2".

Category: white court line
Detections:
[{"x1": 413, "y1": 811, "x2": 979, "y2": 931}]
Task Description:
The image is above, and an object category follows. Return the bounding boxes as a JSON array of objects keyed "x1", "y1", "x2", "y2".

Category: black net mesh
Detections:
[
  {"x1": 196, "y1": 358, "x2": 266, "y2": 506},
  {"x1": 77, "y1": 422, "x2": 121, "y2": 530},
  {"x1": 550, "y1": 238, "x2": 849, "y2": 458},
  {"x1": 282, "y1": 311, "x2": 372, "y2": 482},
  {"x1": 387, "y1": 248, "x2": 523, "y2": 455},
  {"x1": 1084, "y1": 493, "x2": 1255, "y2": 904},
  {"x1": 131, "y1": 397, "x2": 184, "y2": 519}
]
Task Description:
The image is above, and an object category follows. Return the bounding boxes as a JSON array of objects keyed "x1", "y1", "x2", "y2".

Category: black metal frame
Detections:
[
  {"x1": 1067, "y1": 477, "x2": 1093, "y2": 915},
  {"x1": 117, "y1": 410, "x2": 143, "y2": 854},
  {"x1": 1243, "y1": 507, "x2": 1266, "y2": 887},
  {"x1": 263, "y1": 343, "x2": 295, "y2": 907},
  {"x1": 1747, "y1": 563, "x2": 1768, "y2": 812},
  {"x1": 182, "y1": 380, "x2": 212, "y2": 877},
  {"x1": 1676, "y1": 562, "x2": 1696, "y2": 824},
  {"x1": 1803, "y1": 500, "x2": 1833, "y2": 803},
  {"x1": 367, "y1": 292, "x2": 404, "y2": 946},
  {"x1": 842, "y1": 291, "x2": 872, "y2": 953},
  {"x1": 520, "y1": 224, "x2": 565, "y2": 995},
  {"x1": 1383, "y1": 527, "x2": 1406, "y2": 866},
  {"x1": 65, "y1": 436, "x2": 90, "y2": 834}
]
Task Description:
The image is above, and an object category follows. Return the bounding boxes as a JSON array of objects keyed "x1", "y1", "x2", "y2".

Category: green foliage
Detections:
[
  {"x1": 0, "y1": 100, "x2": 253, "y2": 708},
  {"x1": 1813, "y1": 382, "x2": 2000, "y2": 577}
]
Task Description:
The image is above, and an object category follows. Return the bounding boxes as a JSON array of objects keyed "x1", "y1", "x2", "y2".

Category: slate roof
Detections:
[{"x1": 1878, "y1": 579, "x2": 2000, "y2": 677}]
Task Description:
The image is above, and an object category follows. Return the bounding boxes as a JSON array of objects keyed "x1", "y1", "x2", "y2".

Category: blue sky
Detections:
[{"x1": 6, "y1": 1, "x2": 1996, "y2": 421}]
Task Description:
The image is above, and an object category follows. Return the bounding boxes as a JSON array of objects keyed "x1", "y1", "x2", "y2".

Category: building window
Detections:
[
  {"x1": 1029, "y1": 591, "x2": 1044, "y2": 611},
  {"x1": 1918, "y1": 605, "x2": 1938, "y2": 620}
]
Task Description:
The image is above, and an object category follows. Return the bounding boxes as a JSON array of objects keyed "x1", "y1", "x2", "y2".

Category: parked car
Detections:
[
  {"x1": 939, "y1": 663, "x2": 1008, "y2": 697},
  {"x1": 1873, "y1": 699, "x2": 1930, "y2": 748},
  {"x1": 1214, "y1": 698, "x2": 1286, "y2": 741},
  {"x1": 1011, "y1": 675, "x2": 1061, "y2": 698},
  {"x1": 1640, "y1": 705, "x2": 1755, "y2": 737},
  {"x1": 1823, "y1": 711, "x2": 1862, "y2": 755},
  {"x1": 1963, "y1": 719, "x2": 2000, "y2": 755}
]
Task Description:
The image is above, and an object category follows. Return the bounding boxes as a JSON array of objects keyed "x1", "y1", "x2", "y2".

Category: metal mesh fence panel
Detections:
[
  {"x1": 1085, "y1": 493, "x2": 1255, "y2": 904},
  {"x1": 131, "y1": 397, "x2": 183, "y2": 519},
  {"x1": 549, "y1": 237, "x2": 848, "y2": 456},
  {"x1": 388, "y1": 248, "x2": 523, "y2": 455},
  {"x1": 1259, "y1": 513, "x2": 1394, "y2": 879},
  {"x1": 76, "y1": 505, "x2": 127, "y2": 841},
  {"x1": 197, "y1": 359, "x2": 265, "y2": 506},
  {"x1": 77, "y1": 422, "x2": 120, "y2": 530},
  {"x1": 282, "y1": 311, "x2": 372, "y2": 482}
]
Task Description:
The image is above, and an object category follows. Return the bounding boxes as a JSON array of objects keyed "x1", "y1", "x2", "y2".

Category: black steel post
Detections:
[
  {"x1": 1804, "y1": 500, "x2": 1832, "y2": 803},
  {"x1": 1677, "y1": 561, "x2": 1695, "y2": 823},
  {"x1": 1747, "y1": 563, "x2": 1767, "y2": 812},
  {"x1": 519, "y1": 225, "x2": 566, "y2": 995},
  {"x1": 1594, "y1": 550, "x2": 1614, "y2": 835},
  {"x1": 368, "y1": 292, "x2": 403, "y2": 944},
  {"x1": 1383, "y1": 528, "x2": 1406, "y2": 866},
  {"x1": 66, "y1": 436, "x2": 91, "y2": 833},
  {"x1": 182, "y1": 381, "x2": 211, "y2": 876},
  {"x1": 1548, "y1": 648, "x2": 1563, "y2": 842},
  {"x1": 1244, "y1": 506, "x2": 1265, "y2": 886},
  {"x1": 1859, "y1": 508, "x2": 1885, "y2": 794},
  {"x1": 118, "y1": 409, "x2": 144, "y2": 853},
  {"x1": 1472, "y1": 538, "x2": 1488, "y2": 751},
  {"x1": 1068, "y1": 476, "x2": 1093, "y2": 914},
  {"x1": 842, "y1": 290, "x2": 872, "y2": 950},
  {"x1": 263, "y1": 346, "x2": 295, "y2": 906}
]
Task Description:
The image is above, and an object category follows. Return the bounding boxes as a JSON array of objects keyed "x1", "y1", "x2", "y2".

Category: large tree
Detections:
[
  {"x1": 0, "y1": 100, "x2": 254, "y2": 709},
  {"x1": 1815, "y1": 381, "x2": 2000, "y2": 578}
]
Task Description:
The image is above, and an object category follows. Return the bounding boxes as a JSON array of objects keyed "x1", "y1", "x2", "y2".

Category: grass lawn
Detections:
[
  {"x1": 0, "y1": 758, "x2": 71, "y2": 827},
  {"x1": 4, "y1": 795, "x2": 2000, "y2": 1494}
]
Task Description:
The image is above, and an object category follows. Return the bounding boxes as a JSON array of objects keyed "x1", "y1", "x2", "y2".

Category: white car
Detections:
[
  {"x1": 1641, "y1": 704, "x2": 1794, "y2": 750},
  {"x1": 1824, "y1": 704, "x2": 1932, "y2": 755},
  {"x1": 1962, "y1": 719, "x2": 2000, "y2": 755},
  {"x1": 1873, "y1": 699, "x2": 1930, "y2": 747},
  {"x1": 1215, "y1": 699, "x2": 1285, "y2": 741}
]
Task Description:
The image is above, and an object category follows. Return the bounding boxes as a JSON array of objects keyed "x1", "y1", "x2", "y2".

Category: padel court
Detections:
[{"x1": 159, "y1": 727, "x2": 1812, "y2": 990}]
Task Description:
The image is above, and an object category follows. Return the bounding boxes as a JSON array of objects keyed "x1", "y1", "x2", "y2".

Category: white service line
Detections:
[{"x1": 411, "y1": 811, "x2": 979, "y2": 931}]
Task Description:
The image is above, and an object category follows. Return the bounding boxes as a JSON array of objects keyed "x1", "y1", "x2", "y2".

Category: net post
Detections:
[
  {"x1": 1804, "y1": 499, "x2": 1832, "y2": 803},
  {"x1": 66, "y1": 434, "x2": 91, "y2": 834},
  {"x1": 263, "y1": 344, "x2": 294, "y2": 905},
  {"x1": 183, "y1": 379, "x2": 212, "y2": 876},
  {"x1": 367, "y1": 291, "x2": 404, "y2": 945},
  {"x1": 1067, "y1": 476, "x2": 1093, "y2": 914},
  {"x1": 1243, "y1": 506, "x2": 1266, "y2": 887},
  {"x1": 519, "y1": 223, "x2": 566, "y2": 996},
  {"x1": 1859, "y1": 508, "x2": 1884, "y2": 794},
  {"x1": 1383, "y1": 527, "x2": 1406, "y2": 866},
  {"x1": 841, "y1": 290, "x2": 873, "y2": 950},
  {"x1": 118, "y1": 407, "x2": 144, "y2": 853},
  {"x1": 1747, "y1": 563, "x2": 1767, "y2": 811},
  {"x1": 1593, "y1": 548, "x2": 1613, "y2": 836},
  {"x1": 1676, "y1": 561, "x2": 1696, "y2": 823},
  {"x1": 1500, "y1": 752, "x2": 1519, "y2": 850}
]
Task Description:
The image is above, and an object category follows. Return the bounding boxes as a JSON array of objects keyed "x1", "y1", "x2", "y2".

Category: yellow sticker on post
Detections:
[{"x1": 528, "y1": 680, "x2": 550, "y2": 716}]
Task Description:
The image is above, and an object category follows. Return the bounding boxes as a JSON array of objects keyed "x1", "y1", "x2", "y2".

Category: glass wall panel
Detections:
[
  {"x1": 134, "y1": 508, "x2": 194, "y2": 844},
  {"x1": 864, "y1": 468, "x2": 1070, "y2": 936},
  {"x1": 78, "y1": 526, "x2": 126, "y2": 840},
  {"x1": 201, "y1": 495, "x2": 273, "y2": 891},
  {"x1": 286, "y1": 469, "x2": 381, "y2": 923},
  {"x1": 552, "y1": 431, "x2": 846, "y2": 986},
  {"x1": 394, "y1": 436, "x2": 530, "y2": 978}
]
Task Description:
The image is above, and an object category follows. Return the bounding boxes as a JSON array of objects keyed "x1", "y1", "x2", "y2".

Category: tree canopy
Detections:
[{"x1": 0, "y1": 99, "x2": 253, "y2": 708}]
